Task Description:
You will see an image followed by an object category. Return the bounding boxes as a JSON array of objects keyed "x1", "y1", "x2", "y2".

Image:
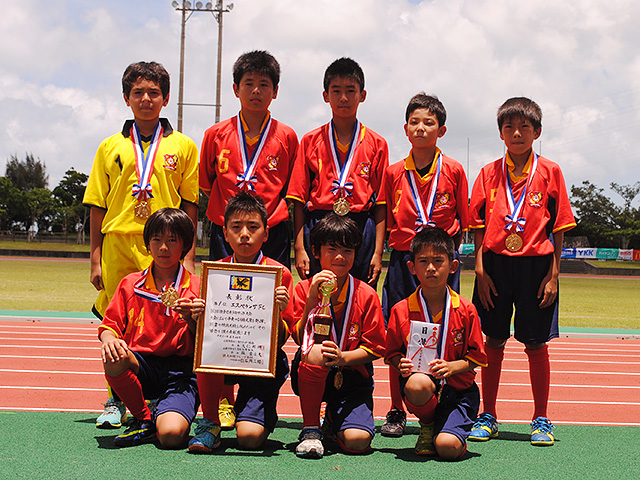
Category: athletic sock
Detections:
[
  {"x1": 220, "y1": 383, "x2": 235, "y2": 405},
  {"x1": 298, "y1": 362, "x2": 329, "y2": 428},
  {"x1": 525, "y1": 344, "x2": 550, "y2": 420},
  {"x1": 196, "y1": 372, "x2": 224, "y2": 424},
  {"x1": 481, "y1": 345, "x2": 505, "y2": 418},
  {"x1": 106, "y1": 370, "x2": 151, "y2": 421},
  {"x1": 404, "y1": 394, "x2": 437, "y2": 424},
  {"x1": 388, "y1": 365, "x2": 405, "y2": 411}
]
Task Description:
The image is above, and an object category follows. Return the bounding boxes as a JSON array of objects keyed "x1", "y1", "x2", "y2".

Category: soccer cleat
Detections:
[
  {"x1": 219, "y1": 398, "x2": 236, "y2": 430},
  {"x1": 415, "y1": 421, "x2": 436, "y2": 456},
  {"x1": 296, "y1": 428, "x2": 324, "y2": 459},
  {"x1": 380, "y1": 408, "x2": 407, "y2": 437},
  {"x1": 96, "y1": 397, "x2": 127, "y2": 429},
  {"x1": 113, "y1": 418, "x2": 156, "y2": 447},
  {"x1": 468, "y1": 412, "x2": 499, "y2": 441},
  {"x1": 188, "y1": 418, "x2": 222, "y2": 453},
  {"x1": 531, "y1": 417, "x2": 555, "y2": 446}
]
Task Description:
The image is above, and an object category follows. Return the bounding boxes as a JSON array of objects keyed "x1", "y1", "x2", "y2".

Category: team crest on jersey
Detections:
[
  {"x1": 358, "y1": 162, "x2": 371, "y2": 179},
  {"x1": 452, "y1": 328, "x2": 465, "y2": 346},
  {"x1": 230, "y1": 275, "x2": 252, "y2": 291},
  {"x1": 529, "y1": 191, "x2": 543, "y2": 207},
  {"x1": 163, "y1": 154, "x2": 178, "y2": 171},
  {"x1": 348, "y1": 323, "x2": 360, "y2": 340},
  {"x1": 435, "y1": 192, "x2": 450, "y2": 208},
  {"x1": 266, "y1": 155, "x2": 279, "y2": 170}
]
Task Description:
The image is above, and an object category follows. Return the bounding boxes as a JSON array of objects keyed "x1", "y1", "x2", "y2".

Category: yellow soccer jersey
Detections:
[{"x1": 83, "y1": 118, "x2": 199, "y2": 234}]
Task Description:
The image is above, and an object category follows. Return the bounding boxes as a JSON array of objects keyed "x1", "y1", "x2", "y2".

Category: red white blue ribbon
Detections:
[
  {"x1": 130, "y1": 122, "x2": 162, "y2": 201},
  {"x1": 231, "y1": 250, "x2": 265, "y2": 265},
  {"x1": 406, "y1": 151, "x2": 442, "y2": 231},
  {"x1": 503, "y1": 152, "x2": 538, "y2": 232},
  {"x1": 133, "y1": 262, "x2": 185, "y2": 316},
  {"x1": 328, "y1": 120, "x2": 361, "y2": 199},
  {"x1": 235, "y1": 112, "x2": 272, "y2": 192},
  {"x1": 418, "y1": 286, "x2": 451, "y2": 384}
]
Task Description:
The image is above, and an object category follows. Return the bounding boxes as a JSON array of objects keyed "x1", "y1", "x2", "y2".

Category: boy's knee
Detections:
[
  {"x1": 434, "y1": 433, "x2": 465, "y2": 461},
  {"x1": 337, "y1": 429, "x2": 372, "y2": 454},
  {"x1": 236, "y1": 421, "x2": 268, "y2": 450},
  {"x1": 155, "y1": 413, "x2": 190, "y2": 449},
  {"x1": 404, "y1": 374, "x2": 436, "y2": 404}
]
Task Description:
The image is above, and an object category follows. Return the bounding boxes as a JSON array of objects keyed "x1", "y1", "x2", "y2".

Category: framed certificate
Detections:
[{"x1": 194, "y1": 261, "x2": 283, "y2": 378}]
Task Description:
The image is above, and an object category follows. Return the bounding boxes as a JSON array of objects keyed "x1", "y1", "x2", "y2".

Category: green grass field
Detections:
[{"x1": 1, "y1": 257, "x2": 639, "y2": 329}]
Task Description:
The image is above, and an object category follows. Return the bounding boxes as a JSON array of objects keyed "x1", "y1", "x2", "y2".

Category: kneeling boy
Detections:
[{"x1": 386, "y1": 228, "x2": 486, "y2": 460}]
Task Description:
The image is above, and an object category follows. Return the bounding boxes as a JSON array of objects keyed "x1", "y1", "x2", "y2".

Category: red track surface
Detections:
[{"x1": 1, "y1": 320, "x2": 639, "y2": 426}]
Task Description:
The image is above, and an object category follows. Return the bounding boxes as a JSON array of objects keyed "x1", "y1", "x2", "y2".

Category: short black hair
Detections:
[
  {"x1": 233, "y1": 50, "x2": 280, "y2": 87},
  {"x1": 405, "y1": 93, "x2": 447, "y2": 127},
  {"x1": 497, "y1": 97, "x2": 542, "y2": 131},
  {"x1": 143, "y1": 208, "x2": 194, "y2": 259},
  {"x1": 310, "y1": 213, "x2": 362, "y2": 254},
  {"x1": 122, "y1": 61, "x2": 170, "y2": 99},
  {"x1": 323, "y1": 57, "x2": 365, "y2": 92},
  {"x1": 224, "y1": 191, "x2": 268, "y2": 228},
  {"x1": 410, "y1": 227, "x2": 455, "y2": 263}
]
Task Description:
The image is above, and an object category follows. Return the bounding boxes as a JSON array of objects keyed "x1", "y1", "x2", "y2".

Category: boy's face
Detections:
[
  {"x1": 124, "y1": 77, "x2": 169, "y2": 123},
  {"x1": 148, "y1": 230, "x2": 184, "y2": 274},
  {"x1": 408, "y1": 245, "x2": 458, "y2": 292},
  {"x1": 404, "y1": 108, "x2": 446, "y2": 150},
  {"x1": 233, "y1": 73, "x2": 278, "y2": 114},
  {"x1": 223, "y1": 211, "x2": 268, "y2": 263},
  {"x1": 314, "y1": 243, "x2": 356, "y2": 280},
  {"x1": 499, "y1": 116, "x2": 541, "y2": 158},
  {"x1": 323, "y1": 76, "x2": 366, "y2": 120}
]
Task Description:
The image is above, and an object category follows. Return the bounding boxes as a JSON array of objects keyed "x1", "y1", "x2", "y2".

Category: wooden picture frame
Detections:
[{"x1": 194, "y1": 261, "x2": 282, "y2": 378}]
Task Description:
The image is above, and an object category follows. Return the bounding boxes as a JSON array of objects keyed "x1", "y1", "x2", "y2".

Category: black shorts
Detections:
[{"x1": 472, "y1": 251, "x2": 559, "y2": 344}]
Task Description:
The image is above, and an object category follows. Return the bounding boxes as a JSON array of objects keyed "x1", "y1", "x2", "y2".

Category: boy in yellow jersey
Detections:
[{"x1": 83, "y1": 61, "x2": 199, "y2": 428}]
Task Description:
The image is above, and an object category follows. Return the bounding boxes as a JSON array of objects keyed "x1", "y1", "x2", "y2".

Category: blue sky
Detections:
[{"x1": 1, "y1": 0, "x2": 639, "y2": 206}]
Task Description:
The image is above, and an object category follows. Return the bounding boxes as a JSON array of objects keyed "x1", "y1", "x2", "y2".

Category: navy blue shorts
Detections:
[
  {"x1": 472, "y1": 251, "x2": 559, "y2": 344},
  {"x1": 303, "y1": 209, "x2": 375, "y2": 283},
  {"x1": 226, "y1": 348, "x2": 289, "y2": 432},
  {"x1": 382, "y1": 249, "x2": 461, "y2": 324},
  {"x1": 132, "y1": 352, "x2": 199, "y2": 423},
  {"x1": 209, "y1": 220, "x2": 291, "y2": 270},
  {"x1": 434, "y1": 383, "x2": 480, "y2": 443}
]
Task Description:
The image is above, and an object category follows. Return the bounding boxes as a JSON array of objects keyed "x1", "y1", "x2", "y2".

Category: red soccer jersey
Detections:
[
  {"x1": 98, "y1": 265, "x2": 199, "y2": 357},
  {"x1": 219, "y1": 253, "x2": 294, "y2": 335},
  {"x1": 385, "y1": 287, "x2": 486, "y2": 391},
  {"x1": 291, "y1": 276, "x2": 386, "y2": 378},
  {"x1": 469, "y1": 154, "x2": 576, "y2": 256},
  {"x1": 381, "y1": 150, "x2": 469, "y2": 251},
  {"x1": 286, "y1": 122, "x2": 388, "y2": 212},
  {"x1": 199, "y1": 115, "x2": 298, "y2": 227}
]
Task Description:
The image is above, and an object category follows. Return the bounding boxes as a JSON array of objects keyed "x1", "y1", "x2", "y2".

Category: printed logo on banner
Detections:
[{"x1": 230, "y1": 275, "x2": 253, "y2": 291}]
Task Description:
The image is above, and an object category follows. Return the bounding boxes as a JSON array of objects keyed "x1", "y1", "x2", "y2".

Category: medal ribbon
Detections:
[
  {"x1": 328, "y1": 120, "x2": 361, "y2": 198},
  {"x1": 133, "y1": 263, "x2": 185, "y2": 316},
  {"x1": 235, "y1": 113, "x2": 272, "y2": 191},
  {"x1": 417, "y1": 286, "x2": 451, "y2": 385},
  {"x1": 231, "y1": 250, "x2": 265, "y2": 265},
  {"x1": 130, "y1": 122, "x2": 163, "y2": 202},
  {"x1": 406, "y1": 151, "x2": 442, "y2": 231},
  {"x1": 502, "y1": 152, "x2": 538, "y2": 232}
]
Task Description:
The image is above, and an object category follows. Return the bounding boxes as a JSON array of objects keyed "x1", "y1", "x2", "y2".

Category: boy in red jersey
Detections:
[
  {"x1": 286, "y1": 57, "x2": 388, "y2": 285},
  {"x1": 379, "y1": 93, "x2": 469, "y2": 437},
  {"x1": 84, "y1": 61, "x2": 199, "y2": 428},
  {"x1": 188, "y1": 192, "x2": 293, "y2": 453},
  {"x1": 468, "y1": 97, "x2": 576, "y2": 446},
  {"x1": 386, "y1": 227, "x2": 486, "y2": 459},
  {"x1": 290, "y1": 214, "x2": 386, "y2": 459},
  {"x1": 99, "y1": 208, "x2": 203, "y2": 448}
]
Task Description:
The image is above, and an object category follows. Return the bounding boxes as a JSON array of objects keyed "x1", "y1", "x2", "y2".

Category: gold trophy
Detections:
[{"x1": 314, "y1": 277, "x2": 337, "y2": 343}]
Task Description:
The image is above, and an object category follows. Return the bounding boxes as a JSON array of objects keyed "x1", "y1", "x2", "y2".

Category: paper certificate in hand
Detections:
[{"x1": 406, "y1": 321, "x2": 441, "y2": 374}]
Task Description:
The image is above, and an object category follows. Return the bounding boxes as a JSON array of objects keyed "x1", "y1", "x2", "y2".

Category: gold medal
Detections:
[
  {"x1": 134, "y1": 200, "x2": 151, "y2": 219},
  {"x1": 505, "y1": 233, "x2": 523, "y2": 252},
  {"x1": 161, "y1": 286, "x2": 179, "y2": 307},
  {"x1": 332, "y1": 197, "x2": 350, "y2": 216},
  {"x1": 333, "y1": 369, "x2": 343, "y2": 390}
]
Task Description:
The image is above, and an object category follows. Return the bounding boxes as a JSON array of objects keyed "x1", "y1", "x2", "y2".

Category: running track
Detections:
[{"x1": 1, "y1": 317, "x2": 639, "y2": 427}]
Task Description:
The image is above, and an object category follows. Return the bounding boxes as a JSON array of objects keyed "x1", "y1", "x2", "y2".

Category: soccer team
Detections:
[{"x1": 83, "y1": 50, "x2": 576, "y2": 460}]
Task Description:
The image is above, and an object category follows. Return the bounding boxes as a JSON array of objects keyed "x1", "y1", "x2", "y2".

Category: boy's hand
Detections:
[
  {"x1": 173, "y1": 297, "x2": 205, "y2": 322},
  {"x1": 101, "y1": 336, "x2": 129, "y2": 364},
  {"x1": 321, "y1": 340, "x2": 344, "y2": 367},
  {"x1": 367, "y1": 252, "x2": 382, "y2": 286},
  {"x1": 398, "y1": 357, "x2": 414, "y2": 378},
  {"x1": 537, "y1": 273, "x2": 558, "y2": 308},
  {"x1": 308, "y1": 270, "x2": 338, "y2": 303},
  {"x1": 90, "y1": 263, "x2": 104, "y2": 291},
  {"x1": 429, "y1": 359, "x2": 453, "y2": 379},
  {"x1": 274, "y1": 285, "x2": 289, "y2": 312},
  {"x1": 475, "y1": 270, "x2": 497, "y2": 310},
  {"x1": 295, "y1": 248, "x2": 311, "y2": 280}
]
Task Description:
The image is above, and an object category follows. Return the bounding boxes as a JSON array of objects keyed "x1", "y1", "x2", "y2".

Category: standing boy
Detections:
[
  {"x1": 99, "y1": 208, "x2": 203, "y2": 449},
  {"x1": 188, "y1": 192, "x2": 293, "y2": 453},
  {"x1": 468, "y1": 97, "x2": 576, "y2": 446},
  {"x1": 379, "y1": 93, "x2": 469, "y2": 437},
  {"x1": 286, "y1": 57, "x2": 388, "y2": 285},
  {"x1": 84, "y1": 61, "x2": 199, "y2": 428},
  {"x1": 291, "y1": 214, "x2": 386, "y2": 459},
  {"x1": 386, "y1": 227, "x2": 486, "y2": 460}
]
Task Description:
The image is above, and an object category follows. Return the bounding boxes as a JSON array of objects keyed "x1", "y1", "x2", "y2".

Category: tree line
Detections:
[{"x1": 1, "y1": 153, "x2": 639, "y2": 248}]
